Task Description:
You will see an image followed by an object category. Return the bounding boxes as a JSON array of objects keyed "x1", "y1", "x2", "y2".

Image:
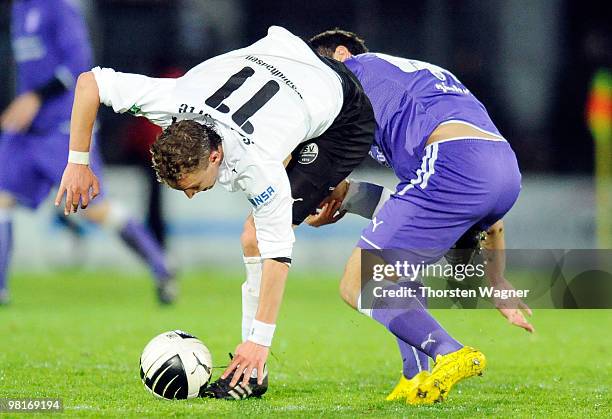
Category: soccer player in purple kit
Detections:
[
  {"x1": 0, "y1": 0, "x2": 175, "y2": 305},
  {"x1": 305, "y1": 30, "x2": 535, "y2": 404}
]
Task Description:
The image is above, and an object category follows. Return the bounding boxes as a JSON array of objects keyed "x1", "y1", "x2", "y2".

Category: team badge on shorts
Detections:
[{"x1": 298, "y1": 143, "x2": 318, "y2": 164}]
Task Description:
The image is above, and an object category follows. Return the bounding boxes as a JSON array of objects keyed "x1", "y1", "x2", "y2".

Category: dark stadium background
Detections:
[{"x1": 1, "y1": 0, "x2": 610, "y2": 174}]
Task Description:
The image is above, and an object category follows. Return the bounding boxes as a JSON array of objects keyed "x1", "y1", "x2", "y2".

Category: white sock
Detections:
[{"x1": 242, "y1": 256, "x2": 262, "y2": 341}]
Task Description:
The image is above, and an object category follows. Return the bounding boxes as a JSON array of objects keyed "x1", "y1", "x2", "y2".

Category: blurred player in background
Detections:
[
  {"x1": 307, "y1": 29, "x2": 534, "y2": 404},
  {"x1": 0, "y1": 0, "x2": 175, "y2": 305}
]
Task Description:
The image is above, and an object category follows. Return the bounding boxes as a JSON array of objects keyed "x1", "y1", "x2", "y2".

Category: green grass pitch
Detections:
[{"x1": 1, "y1": 270, "x2": 610, "y2": 417}]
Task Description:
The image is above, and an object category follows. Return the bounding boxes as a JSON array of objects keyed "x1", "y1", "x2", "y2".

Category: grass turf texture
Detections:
[{"x1": 1, "y1": 270, "x2": 610, "y2": 417}]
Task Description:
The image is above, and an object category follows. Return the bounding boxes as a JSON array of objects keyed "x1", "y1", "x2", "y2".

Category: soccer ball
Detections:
[{"x1": 139, "y1": 330, "x2": 213, "y2": 400}]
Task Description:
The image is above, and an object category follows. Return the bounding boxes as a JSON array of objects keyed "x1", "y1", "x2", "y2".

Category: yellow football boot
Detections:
[
  {"x1": 407, "y1": 346, "x2": 486, "y2": 405},
  {"x1": 386, "y1": 371, "x2": 430, "y2": 401}
]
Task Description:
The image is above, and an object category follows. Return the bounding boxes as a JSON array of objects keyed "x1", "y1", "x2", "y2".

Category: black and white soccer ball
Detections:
[{"x1": 139, "y1": 330, "x2": 213, "y2": 400}]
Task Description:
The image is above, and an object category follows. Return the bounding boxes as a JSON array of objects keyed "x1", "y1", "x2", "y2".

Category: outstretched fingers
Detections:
[
  {"x1": 91, "y1": 176, "x2": 100, "y2": 200},
  {"x1": 54, "y1": 183, "x2": 67, "y2": 208}
]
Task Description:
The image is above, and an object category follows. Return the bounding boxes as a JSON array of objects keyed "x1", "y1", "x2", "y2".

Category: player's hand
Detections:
[
  {"x1": 328, "y1": 179, "x2": 350, "y2": 203},
  {"x1": 305, "y1": 200, "x2": 346, "y2": 227},
  {"x1": 497, "y1": 305, "x2": 534, "y2": 333},
  {"x1": 54, "y1": 163, "x2": 100, "y2": 215},
  {"x1": 222, "y1": 341, "x2": 269, "y2": 386},
  {"x1": 491, "y1": 278, "x2": 534, "y2": 333},
  {"x1": 0, "y1": 92, "x2": 42, "y2": 133}
]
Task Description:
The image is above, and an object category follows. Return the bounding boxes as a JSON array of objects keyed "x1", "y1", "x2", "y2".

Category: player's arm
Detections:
[
  {"x1": 306, "y1": 179, "x2": 393, "y2": 227},
  {"x1": 0, "y1": 91, "x2": 42, "y2": 133},
  {"x1": 482, "y1": 220, "x2": 534, "y2": 333},
  {"x1": 223, "y1": 162, "x2": 294, "y2": 387},
  {"x1": 53, "y1": 71, "x2": 100, "y2": 215},
  {"x1": 482, "y1": 220, "x2": 507, "y2": 284},
  {"x1": 223, "y1": 259, "x2": 289, "y2": 387},
  {"x1": 54, "y1": 68, "x2": 175, "y2": 214}
]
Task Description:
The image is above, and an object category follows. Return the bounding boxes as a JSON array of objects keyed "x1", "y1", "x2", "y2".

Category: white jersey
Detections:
[{"x1": 92, "y1": 26, "x2": 344, "y2": 259}]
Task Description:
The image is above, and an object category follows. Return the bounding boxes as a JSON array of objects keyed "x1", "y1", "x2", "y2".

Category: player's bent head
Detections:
[
  {"x1": 150, "y1": 120, "x2": 223, "y2": 197},
  {"x1": 309, "y1": 28, "x2": 368, "y2": 60}
]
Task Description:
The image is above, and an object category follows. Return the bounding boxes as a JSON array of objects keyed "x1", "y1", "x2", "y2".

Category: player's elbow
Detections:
[
  {"x1": 73, "y1": 71, "x2": 101, "y2": 107},
  {"x1": 76, "y1": 71, "x2": 94, "y2": 86},
  {"x1": 76, "y1": 72, "x2": 98, "y2": 95}
]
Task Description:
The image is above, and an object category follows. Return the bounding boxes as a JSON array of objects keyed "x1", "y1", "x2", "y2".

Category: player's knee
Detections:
[
  {"x1": 0, "y1": 192, "x2": 16, "y2": 209},
  {"x1": 240, "y1": 218, "x2": 259, "y2": 256}
]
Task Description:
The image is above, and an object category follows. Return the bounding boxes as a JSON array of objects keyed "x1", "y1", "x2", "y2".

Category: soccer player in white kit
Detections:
[{"x1": 54, "y1": 26, "x2": 375, "y2": 399}]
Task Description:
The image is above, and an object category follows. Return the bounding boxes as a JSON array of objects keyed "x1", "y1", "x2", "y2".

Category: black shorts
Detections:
[{"x1": 287, "y1": 57, "x2": 375, "y2": 225}]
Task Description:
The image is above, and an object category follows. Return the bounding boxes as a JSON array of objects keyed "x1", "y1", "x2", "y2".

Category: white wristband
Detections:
[
  {"x1": 247, "y1": 320, "x2": 276, "y2": 347},
  {"x1": 68, "y1": 150, "x2": 90, "y2": 165}
]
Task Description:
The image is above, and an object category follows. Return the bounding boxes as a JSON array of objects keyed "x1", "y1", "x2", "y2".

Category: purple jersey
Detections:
[
  {"x1": 344, "y1": 53, "x2": 502, "y2": 179},
  {"x1": 11, "y1": 0, "x2": 93, "y2": 133}
]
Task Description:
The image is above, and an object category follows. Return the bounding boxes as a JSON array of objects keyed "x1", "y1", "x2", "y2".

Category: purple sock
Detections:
[
  {"x1": 369, "y1": 281, "x2": 463, "y2": 360},
  {"x1": 396, "y1": 280, "x2": 430, "y2": 378},
  {"x1": 0, "y1": 217, "x2": 12, "y2": 291},
  {"x1": 119, "y1": 218, "x2": 170, "y2": 282}
]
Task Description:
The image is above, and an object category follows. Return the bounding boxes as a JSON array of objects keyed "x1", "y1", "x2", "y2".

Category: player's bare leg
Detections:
[
  {"x1": 82, "y1": 201, "x2": 176, "y2": 304},
  {"x1": 340, "y1": 248, "x2": 485, "y2": 404},
  {"x1": 0, "y1": 192, "x2": 16, "y2": 305}
]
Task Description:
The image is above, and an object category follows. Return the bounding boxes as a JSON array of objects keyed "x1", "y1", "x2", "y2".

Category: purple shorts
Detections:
[
  {"x1": 0, "y1": 129, "x2": 105, "y2": 209},
  {"x1": 358, "y1": 139, "x2": 521, "y2": 264}
]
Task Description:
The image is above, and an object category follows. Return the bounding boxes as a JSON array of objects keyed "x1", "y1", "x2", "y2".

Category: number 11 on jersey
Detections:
[{"x1": 205, "y1": 66, "x2": 280, "y2": 134}]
